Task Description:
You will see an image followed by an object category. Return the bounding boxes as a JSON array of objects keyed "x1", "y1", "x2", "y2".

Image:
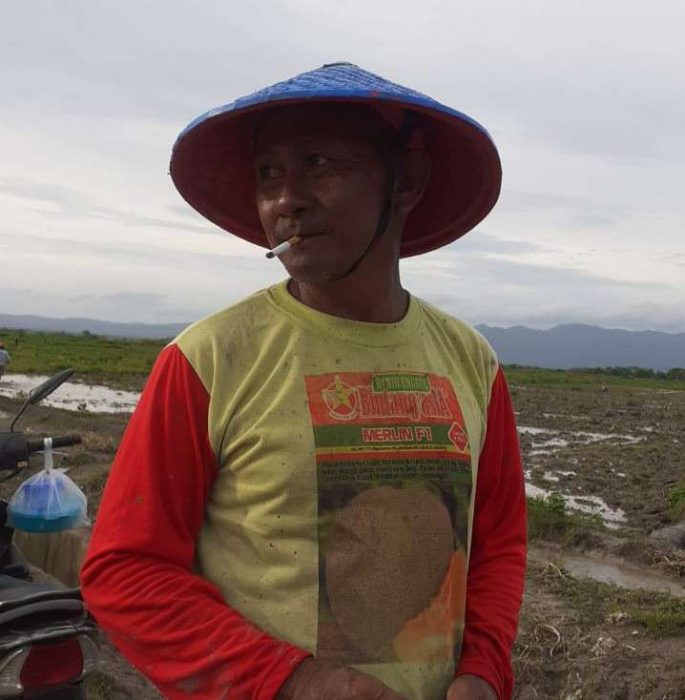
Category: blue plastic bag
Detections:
[{"x1": 7, "y1": 438, "x2": 88, "y2": 533}]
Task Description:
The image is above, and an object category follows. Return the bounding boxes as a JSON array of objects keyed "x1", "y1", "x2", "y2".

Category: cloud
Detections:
[
  {"x1": 570, "y1": 212, "x2": 616, "y2": 229},
  {"x1": 68, "y1": 291, "x2": 195, "y2": 324},
  {"x1": 0, "y1": 178, "x2": 219, "y2": 235},
  {"x1": 0, "y1": 286, "x2": 196, "y2": 324},
  {"x1": 405, "y1": 245, "x2": 667, "y2": 293},
  {"x1": 0, "y1": 229, "x2": 255, "y2": 271},
  {"x1": 496, "y1": 190, "x2": 620, "y2": 231},
  {"x1": 4, "y1": 1, "x2": 683, "y2": 165},
  {"x1": 1, "y1": 0, "x2": 683, "y2": 332},
  {"x1": 402, "y1": 241, "x2": 681, "y2": 331},
  {"x1": 498, "y1": 190, "x2": 600, "y2": 212},
  {"x1": 440, "y1": 231, "x2": 542, "y2": 256},
  {"x1": 470, "y1": 257, "x2": 664, "y2": 290}
]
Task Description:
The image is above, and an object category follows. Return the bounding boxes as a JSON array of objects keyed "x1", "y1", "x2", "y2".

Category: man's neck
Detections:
[{"x1": 288, "y1": 271, "x2": 408, "y2": 324}]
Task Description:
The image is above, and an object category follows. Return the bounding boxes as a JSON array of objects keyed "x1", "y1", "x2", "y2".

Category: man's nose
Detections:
[{"x1": 274, "y1": 171, "x2": 311, "y2": 217}]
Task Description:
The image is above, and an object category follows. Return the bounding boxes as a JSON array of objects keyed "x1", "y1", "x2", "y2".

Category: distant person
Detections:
[
  {"x1": 82, "y1": 63, "x2": 527, "y2": 700},
  {"x1": 0, "y1": 342, "x2": 10, "y2": 380}
]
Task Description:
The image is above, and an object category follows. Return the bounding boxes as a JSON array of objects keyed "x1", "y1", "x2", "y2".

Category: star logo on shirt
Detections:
[{"x1": 322, "y1": 376, "x2": 358, "y2": 421}]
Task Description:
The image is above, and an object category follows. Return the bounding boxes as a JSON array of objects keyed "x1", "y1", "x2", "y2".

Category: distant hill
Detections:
[
  {"x1": 1, "y1": 314, "x2": 683, "y2": 371},
  {"x1": 476, "y1": 323, "x2": 685, "y2": 372},
  {"x1": 0, "y1": 314, "x2": 186, "y2": 340}
]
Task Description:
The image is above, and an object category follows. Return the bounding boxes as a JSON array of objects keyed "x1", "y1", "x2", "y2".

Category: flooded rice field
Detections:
[
  {"x1": 3, "y1": 372, "x2": 681, "y2": 534},
  {"x1": 513, "y1": 382, "x2": 685, "y2": 537},
  {"x1": 0, "y1": 373, "x2": 140, "y2": 414}
]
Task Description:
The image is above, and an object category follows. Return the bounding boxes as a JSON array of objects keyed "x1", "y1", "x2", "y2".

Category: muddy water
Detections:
[
  {"x1": 0, "y1": 373, "x2": 140, "y2": 413},
  {"x1": 513, "y1": 385, "x2": 685, "y2": 536},
  {"x1": 525, "y1": 475, "x2": 627, "y2": 528},
  {"x1": 533, "y1": 546, "x2": 685, "y2": 598},
  {"x1": 518, "y1": 422, "x2": 641, "y2": 529}
]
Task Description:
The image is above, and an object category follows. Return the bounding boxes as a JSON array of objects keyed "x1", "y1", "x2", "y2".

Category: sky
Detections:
[{"x1": 1, "y1": 0, "x2": 683, "y2": 332}]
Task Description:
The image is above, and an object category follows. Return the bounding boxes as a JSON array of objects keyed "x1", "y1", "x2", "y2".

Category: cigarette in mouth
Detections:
[{"x1": 266, "y1": 236, "x2": 301, "y2": 259}]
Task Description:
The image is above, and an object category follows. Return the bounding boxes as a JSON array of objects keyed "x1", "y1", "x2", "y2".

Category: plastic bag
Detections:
[{"x1": 7, "y1": 438, "x2": 89, "y2": 533}]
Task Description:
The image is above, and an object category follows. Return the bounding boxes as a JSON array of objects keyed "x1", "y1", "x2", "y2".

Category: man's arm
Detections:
[
  {"x1": 454, "y1": 367, "x2": 527, "y2": 699},
  {"x1": 80, "y1": 345, "x2": 309, "y2": 699}
]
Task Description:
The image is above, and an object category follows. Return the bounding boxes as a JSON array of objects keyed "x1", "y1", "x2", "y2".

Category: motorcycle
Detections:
[{"x1": 0, "y1": 370, "x2": 100, "y2": 698}]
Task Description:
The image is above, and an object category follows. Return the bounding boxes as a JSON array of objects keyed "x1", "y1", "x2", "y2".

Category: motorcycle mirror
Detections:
[
  {"x1": 9, "y1": 369, "x2": 75, "y2": 432},
  {"x1": 27, "y1": 369, "x2": 75, "y2": 405}
]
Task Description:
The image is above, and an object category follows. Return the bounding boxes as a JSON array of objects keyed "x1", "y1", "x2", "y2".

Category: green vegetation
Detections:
[
  {"x1": 533, "y1": 560, "x2": 685, "y2": 637},
  {"x1": 85, "y1": 672, "x2": 115, "y2": 700},
  {"x1": 667, "y1": 480, "x2": 685, "y2": 523},
  {"x1": 630, "y1": 597, "x2": 685, "y2": 636},
  {"x1": 504, "y1": 364, "x2": 685, "y2": 390},
  {"x1": 0, "y1": 329, "x2": 165, "y2": 389},
  {"x1": 527, "y1": 494, "x2": 604, "y2": 547},
  {"x1": 2, "y1": 327, "x2": 684, "y2": 393},
  {"x1": 586, "y1": 365, "x2": 685, "y2": 381}
]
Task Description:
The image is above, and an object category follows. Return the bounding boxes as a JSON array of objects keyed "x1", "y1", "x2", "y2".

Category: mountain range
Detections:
[
  {"x1": 1, "y1": 314, "x2": 683, "y2": 371},
  {"x1": 476, "y1": 323, "x2": 684, "y2": 372}
]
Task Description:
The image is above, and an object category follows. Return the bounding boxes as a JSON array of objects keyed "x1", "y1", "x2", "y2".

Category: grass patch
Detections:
[
  {"x1": 667, "y1": 480, "x2": 685, "y2": 523},
  {"x1": 4, "y1": 327, "x2": 684, "y2": 392},
  {"x1": 1, "y1": 329, "x2": 164, "y2": 389},
  {"x1": 528, "y1": 494, "x2": 604, "y2": 547},
  {"x1": 504, "y1": 365, "x2": 685, "y2": 390},
  {"x1": 533, "y1": 560, "x2": 685, "y2": 637},
  {"x1": 85, "y1": 671, "x2": 116, "y2": 700},
  {"x1": 80, "y1": 469, "x2": 111, "y2": 508},
  {"x1": 630, "y1": 598, "x2": 685, "y2": 636}
]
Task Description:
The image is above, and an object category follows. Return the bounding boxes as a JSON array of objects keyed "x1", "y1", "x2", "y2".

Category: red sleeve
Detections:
[
  {"x1": 80, "y1": 344, "x2": 309, "y2": 699},
  {"x1": 455, "y1": 367, "x2": 527, "y2": 699}
]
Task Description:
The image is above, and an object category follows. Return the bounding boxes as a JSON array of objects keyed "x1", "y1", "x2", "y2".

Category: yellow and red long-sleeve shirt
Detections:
[{"x1": 81, "y1": 281, "x2": 526, "y2": 700}]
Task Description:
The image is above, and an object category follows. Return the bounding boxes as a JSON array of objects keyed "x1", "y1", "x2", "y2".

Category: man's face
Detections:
[{"x1": 253, "y1": 104, "x2": 393, "y2": 283}]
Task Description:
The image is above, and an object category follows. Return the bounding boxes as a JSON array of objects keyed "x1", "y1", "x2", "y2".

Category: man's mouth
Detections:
[{"x1": 274, "y1": 220, "x2": 325, "y2": 244}]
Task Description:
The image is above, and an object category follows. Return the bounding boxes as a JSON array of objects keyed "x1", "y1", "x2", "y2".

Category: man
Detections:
[
  {"x1": 0, "y1": 342, "x2": 10, "y2": 380},
  {"x1": 81, "y1": 63, "x2": 526, "y2": 700}
]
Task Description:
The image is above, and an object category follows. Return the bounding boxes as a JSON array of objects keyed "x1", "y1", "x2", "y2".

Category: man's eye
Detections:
[
  {"x1": 306, "y1": 153, "x2": 328, "y2": 167},
  {"x1": 258, "y1": 165, "x2": 280, "y2": 180}
]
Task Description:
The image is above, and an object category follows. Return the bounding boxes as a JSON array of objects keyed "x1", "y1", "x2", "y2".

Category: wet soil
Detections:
[
  {"x1": 512, "y1": 383, "x2": 685, "y2": 698},
  {"x1": 515, "y1": 560, "x2": 685, "y2": 700},
  {"x1": 532, "y1": 544, "x2": 685, "y2": 599},
  {"x1": 1, "y1": 380, "x2": 683, "y2": 699},
  {"x1": 512, "y1": 383, "x2": 685, "y2": 537},
  {"x1": 85, "y1": 641, "x2": 162, "y2": 700}
]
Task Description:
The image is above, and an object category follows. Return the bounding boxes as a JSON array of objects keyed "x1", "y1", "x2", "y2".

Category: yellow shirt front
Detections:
[{"x1": 176, "y1": 281, "x2": 498, "y2": 700}]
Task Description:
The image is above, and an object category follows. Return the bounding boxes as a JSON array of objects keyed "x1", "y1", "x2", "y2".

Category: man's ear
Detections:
[{"x1": 393, "y1": 149, "x2": 431, "y2": 215}]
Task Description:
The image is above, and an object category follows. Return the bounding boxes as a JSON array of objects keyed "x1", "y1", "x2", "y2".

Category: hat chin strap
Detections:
[
  {"x1": 330, "y1": 169, "x2": 397, "y2": 282},
  {"x1": 329, "y1": 110, "x2": 417, "y2": 282}
]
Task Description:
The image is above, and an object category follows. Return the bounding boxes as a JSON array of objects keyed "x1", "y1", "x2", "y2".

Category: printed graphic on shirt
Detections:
[{"x1": 304, "y1": 372, "x2": 472, "y2": 665}]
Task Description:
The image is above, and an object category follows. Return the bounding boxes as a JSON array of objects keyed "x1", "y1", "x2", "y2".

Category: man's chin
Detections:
[{"x1": 282, "y1": 260, "x2": 346, "y2": 285}]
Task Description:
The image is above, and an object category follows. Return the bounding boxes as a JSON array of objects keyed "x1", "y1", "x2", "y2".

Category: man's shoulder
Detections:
[
  {"x1": 166, "y1": 287, "x2": 279, "y2": 391},
  {"x1": 416, "y1": 296, "x2": 498, "y2": 363},
  {"x1": 415, "y1": 296, "x2": 500, "y2": 401},
  {"x1": 174, "y1": 286, "x2": 275, "y2": 350}
]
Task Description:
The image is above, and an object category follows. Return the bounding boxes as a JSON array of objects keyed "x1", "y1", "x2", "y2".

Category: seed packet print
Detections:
[{"x1": 304, "y1": 372, "x2": 472, "y2": 666}]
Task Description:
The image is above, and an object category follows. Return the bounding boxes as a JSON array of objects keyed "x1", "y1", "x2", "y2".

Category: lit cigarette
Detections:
[{"x1": 266, "y1": 236, "x2": 301, "y2": 259}]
